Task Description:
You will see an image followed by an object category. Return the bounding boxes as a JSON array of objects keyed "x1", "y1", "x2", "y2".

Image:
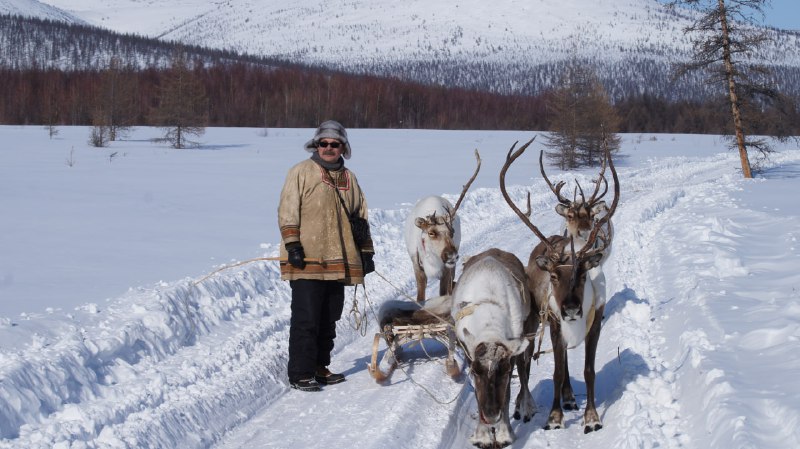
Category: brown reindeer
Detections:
[
  {"x1": 500, "y1": 137, "x2": 619, "y2": 434},
  {"x1": 539, "y1": 148, "x2": 612, "y2": 251}
]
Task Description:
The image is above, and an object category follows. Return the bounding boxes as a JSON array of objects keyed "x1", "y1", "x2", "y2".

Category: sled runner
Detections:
[{"x1": 367, "y1": 295, "x2": 461, "y2": 382}]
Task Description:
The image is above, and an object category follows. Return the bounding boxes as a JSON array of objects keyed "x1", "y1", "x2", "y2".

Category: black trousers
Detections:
[{"x1": 287, "y1": 279, "x2": 345, "y2": 382}]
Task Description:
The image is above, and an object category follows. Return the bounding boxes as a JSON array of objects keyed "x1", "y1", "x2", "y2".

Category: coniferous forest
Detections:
[{"x1": 1, "y1": 13, "x2": 798, "y2": 134}]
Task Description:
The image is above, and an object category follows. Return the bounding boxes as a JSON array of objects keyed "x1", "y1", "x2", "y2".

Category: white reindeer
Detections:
[
  {"x1": 404, "y1": 150, "x2": 481, "y2": 302},
  {"x1": 452, "y1": 248, "x2": 538, "y2": 449}
]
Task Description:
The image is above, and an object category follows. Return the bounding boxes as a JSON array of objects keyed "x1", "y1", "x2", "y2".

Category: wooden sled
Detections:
[{"x1": 367, "y1": 296, "x2": 461, "y2": 382}]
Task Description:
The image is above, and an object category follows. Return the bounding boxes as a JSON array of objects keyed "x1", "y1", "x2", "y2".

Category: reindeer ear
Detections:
[
  {"x1": 473, "y1": 341, "x2": 487, "y2": 358},
  {"x1": 584, "y1": 253, "x2": 603, "y2": 269},
  {"x1": 415, "y1": 217, "x2": 429, "y2": 230},
  {"x1": 459, "y1": 327, "x2": 476, "y2": 353},
  {"x1": 508, "y1": 338, "x2": 530, "y2": 356},
  {"x1": 535, "y1": 255, "x2": 553, "y2": 271},
  {"x1": 555, "y1": 204, "x2": 569, "y2": 217},
  {"x1": 591, "y1": 201, "x2": 608, "y2": 215}
]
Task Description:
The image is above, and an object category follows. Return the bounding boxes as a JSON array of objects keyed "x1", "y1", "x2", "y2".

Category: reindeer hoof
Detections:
[
  {"x1": 513, "y1": 410, "x2": 534, "y2": 423},
  {"x1": 562, "y1": 400, "x2": 578, "y2": 411},
  {"x1": 584, "y1": 423, "x2": 603, "y2": 433},
  {"x1": 446, "y1": 359, "x2": 461, "y2": 378},
  {"x1": 545, "y1": 410, "x2": 564, "y2": 430}
]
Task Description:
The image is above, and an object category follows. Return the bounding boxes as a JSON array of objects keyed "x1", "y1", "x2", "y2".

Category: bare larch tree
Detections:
[
  {"x1": 152, "y1": 49, "x2": 208, "y2": 149},
  {"x1": 544, "y1": 61, "x2": 621, "y2": 170},
  {"x1": 668, "y1": 0, "x2": 783, "y2": 178}
]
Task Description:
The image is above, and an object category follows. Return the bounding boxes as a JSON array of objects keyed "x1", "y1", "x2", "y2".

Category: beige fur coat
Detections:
[{"x1": 278, "y1": 159, "x2": 374, "y2": 285}]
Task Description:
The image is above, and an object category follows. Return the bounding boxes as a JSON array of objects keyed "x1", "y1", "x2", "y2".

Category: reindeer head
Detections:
[
  {"x1": 415, "y1": 210, "x2": 459, "y2": 268},
  {"x1": 500, "y1": 136, "x2": 619, "y2": 319},
  {"x1": 408, "y1": 149, "x2": 481, "y2": 276},
  {"x1": 535, "y1": 240, "x2": 603, "y2": 321},
  {"x1": 539, "y1": 150, "x2": 611, "y2": 241},
  {"x1": 467, "y1": 339, "x2": 527, "y2": 425}
]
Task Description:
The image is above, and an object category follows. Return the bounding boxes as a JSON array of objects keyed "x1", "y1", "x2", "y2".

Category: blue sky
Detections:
[
  {"x1": 764, "y1": 0, "x2": 799, "y2": 30},
  {"x1": 665, "y1": 1, "x2": 799, "y2": 30}
]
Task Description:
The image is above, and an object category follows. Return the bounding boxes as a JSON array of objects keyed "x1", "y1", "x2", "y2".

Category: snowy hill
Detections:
[
  {"x1": 11, "y1": 0, "x2": 800, "y2": 97},
  {"x1": 0, "y1": 0, "x2": 83, "y2": 22},
  {"x1": 1, "y1": 126, "x2": 799, "y2": 448}
]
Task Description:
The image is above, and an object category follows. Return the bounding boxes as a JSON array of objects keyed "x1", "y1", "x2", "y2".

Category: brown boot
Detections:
[{"x1": 315, "y1": 366, "x2": 346, "y2": 385}]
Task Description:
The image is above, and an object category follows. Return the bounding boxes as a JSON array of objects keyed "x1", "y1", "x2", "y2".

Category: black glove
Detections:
[
  {"x1": 362, "y1": 253, "x2": 375, "y2": 275},
  {"x1": 286, "y1": 242, "x2": 306, "y2": 269}
]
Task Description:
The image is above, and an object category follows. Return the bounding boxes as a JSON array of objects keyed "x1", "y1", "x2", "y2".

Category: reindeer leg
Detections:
[
  {"x1": 561, "y1": 352, "x2": 577, "y2": 410},
  {"x1": 545, "y1": 322, "x2": 567, "y2": 430},
  {"x1": 445, "y1": 326, "x2": 461, "y2": 378},
  {"x1": 414, "y1": 264, "x2": 427, "y2": 303},
  {"x1": 493, "y1": 379, "x2": 516, "y2": 448},
  {"x1": 583, "y1": 304, "x2": 604, "y2": 433},
  {"x1": 439, "y1": 265, "x2": 455, "y2": 296},
  {"x1": 514, "y1": 311, "x2": 538, "y2": 421},
  {"x1": 513, "y1": 343, "x2": 536, "y2": 422}
]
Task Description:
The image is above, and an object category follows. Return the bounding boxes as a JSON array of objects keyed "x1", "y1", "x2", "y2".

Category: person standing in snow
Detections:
[{"x1": 277, "y1": 120, "x2": 375, "y2": 392}]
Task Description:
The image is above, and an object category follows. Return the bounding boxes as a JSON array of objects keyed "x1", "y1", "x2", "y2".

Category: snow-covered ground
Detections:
[{"x1": 1, "y1": 125, "x2": 799, "y2": 449}]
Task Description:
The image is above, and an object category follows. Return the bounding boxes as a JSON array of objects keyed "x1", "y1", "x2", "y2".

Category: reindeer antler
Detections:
[
  {"x1": 586, "y1": 153, "x2": 609, "y2": 206},
  {"x1": 452, "y1": 149, "x2": 482, "y2": 216},
  {"x1": 577, "y1": 133, "x2": 620, "y2": 258},
  {"x1": 570, "y1": 151, "x2": 609, "y2": 208},
  {"x1": 539, "y1": 150, "x2": 570, "y2": 205},
  {"x1": 500, "y1": 137, "x2": 553, "y2": 251}
]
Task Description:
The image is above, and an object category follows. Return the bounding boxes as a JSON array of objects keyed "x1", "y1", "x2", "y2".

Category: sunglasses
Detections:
[{"x1": 317, "y1": 141, "x2": 342, "y2": 149}]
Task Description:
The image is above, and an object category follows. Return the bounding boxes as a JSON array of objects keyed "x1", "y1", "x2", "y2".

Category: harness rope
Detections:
[{"x1": 191, "y1": 256, "x2": 324, "y2": 286}]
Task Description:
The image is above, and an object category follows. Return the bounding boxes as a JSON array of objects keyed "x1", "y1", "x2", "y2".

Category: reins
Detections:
[{"x1": 191, "y1": 256, "x2": 324, "y2": 286}]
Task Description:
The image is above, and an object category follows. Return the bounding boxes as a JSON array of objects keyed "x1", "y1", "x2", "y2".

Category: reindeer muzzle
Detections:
[
  {"x1": 562, "y1": 306, "x2": 582, "y2": 321},
  {"x1": 443, "y1": 249, "x2": 458, "y2": 268},
  {"x1": 479, "y1": 409, "x2": 501, "y2": 425}
]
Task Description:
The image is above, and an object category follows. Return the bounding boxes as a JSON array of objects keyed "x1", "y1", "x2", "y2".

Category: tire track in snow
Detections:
[
  {"x1": 210, "y1": 186, "x2": 545, "y2": 449},
  {"x1": 442, "y1": 152, "x2": 737, "y2": 449},
  {"x1": 2, "y1": 263, "x2": 301, "y2": 448},
  {"x1": 3, "y1": 149, "x2": 784, "y2": 449}
]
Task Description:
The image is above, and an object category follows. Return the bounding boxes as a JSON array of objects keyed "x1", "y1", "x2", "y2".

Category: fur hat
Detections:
[{"x1": 304, "y1": 120, "x2": 352, "y2": 160}]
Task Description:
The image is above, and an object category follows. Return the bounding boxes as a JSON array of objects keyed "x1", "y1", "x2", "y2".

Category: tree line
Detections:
[
  {"x1": 1, "y1": 60, "x2": 796, "y2": 136},
  {"x1": 0, "y1": 60, "x2": 553, "y2": 130}
]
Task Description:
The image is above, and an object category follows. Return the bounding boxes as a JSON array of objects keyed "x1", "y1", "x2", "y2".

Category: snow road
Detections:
[{"x1": 2, "y1": 130, "x2": 799, "y2": 449}]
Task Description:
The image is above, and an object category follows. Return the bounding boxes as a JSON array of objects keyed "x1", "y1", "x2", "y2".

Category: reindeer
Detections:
[
  {"x1": 451, "y1": 248, "x2": 538, "y2": 449},
  {"x1": 500, "y1": 137, "x2": 619, "y2": 434},
  {"x1": 538, "y1": 146, "x2": 614, "y2": 264},
  {"x1": 537, "y1": 138, "x2": 616, "y2": 364},
  {"x1": 405, "y1": 149, "x2": 481, "y2": 302}
]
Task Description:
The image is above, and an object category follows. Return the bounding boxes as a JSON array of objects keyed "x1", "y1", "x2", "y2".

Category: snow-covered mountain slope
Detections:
[
  {"x1": 0, "y1": 0, "x2": 84, "y2": 23},
  {"x1": 23, "y1": 0, "x2": 800, "y2": 97},
  {"x1": 33, "y1": 0, "x2": 215, "y2": 37}
]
